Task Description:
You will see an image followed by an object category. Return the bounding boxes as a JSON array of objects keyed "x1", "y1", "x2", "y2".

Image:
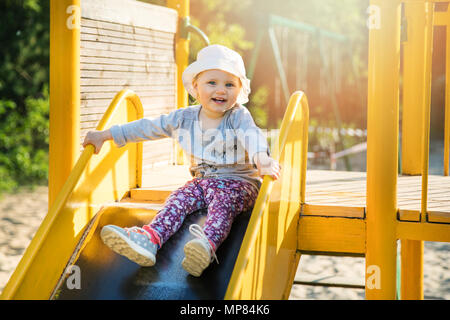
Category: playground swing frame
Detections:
[{"x1": 248, "y1": 14, "x2": 354, "y2": 170}]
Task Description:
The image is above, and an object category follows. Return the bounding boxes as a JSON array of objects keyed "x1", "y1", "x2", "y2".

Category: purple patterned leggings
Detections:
[{"x1": 147, "y1": 178, "x2": 259, "y2": 250}]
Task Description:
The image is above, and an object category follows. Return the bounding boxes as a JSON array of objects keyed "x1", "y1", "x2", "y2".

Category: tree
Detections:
[
  {"x1": 0, "y1": 0, "x2": 50, "y2": 194},
  {"x1": 190, "y1": 0, "x2": 369, "y2": 129}
]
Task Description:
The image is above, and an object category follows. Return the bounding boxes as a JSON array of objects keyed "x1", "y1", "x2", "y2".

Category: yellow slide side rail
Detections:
[
  {"x1": 225, "y1": 91, "x2": 309, "y2": 299},
  {"x1": 1, "y1": 90, "x2": 143, "y2": 300}
]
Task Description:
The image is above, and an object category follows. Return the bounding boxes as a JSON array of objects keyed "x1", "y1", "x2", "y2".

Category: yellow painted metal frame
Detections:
[
  {"x1": 446, "y1": 24, "x2": 450, "y2": 177},
  {"x1": 368, "y1": 0, "x2": 450, "y2": 300},
  {"x1": 400, "y1": 0, "x2": 435, "y2": 300},
  {"x1": 397, "y1": 221, "x2": 450, "y2": 242},
  {"x1": 297, "y1": 216, "x2": 366, "y2": 256},
  {"x1": 0, "y1": 90, "x2": 144, "y2": 299},
  {"x1": 225, "y1": 91, "x2": 309, "y2": 299},
  {"x1": 366, "y1": 0, "x2": 402, "y2": 300},
  {"x1": 436, "y1": 6, "x2": 450, "y2": 176},
  {"x1": 402, "y1": 2, "x2": 431, "y2": 175},
  {"x1": 167, "y1": 0, "x2": 190, "y2": 165},
  {"x1": 49, "y1": 0, "x2": 80, "y2": 208}
]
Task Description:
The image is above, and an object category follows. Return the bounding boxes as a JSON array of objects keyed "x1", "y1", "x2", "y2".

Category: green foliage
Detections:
[
  {"x1": 0, "y1": 1, "x2": 50, "y2": 195},
  {"x1": 246, "y1": 86, "x2": 269, "y2": 128},
  {"x1": 0, "y1": 88, "x2": 49, "y2": 193},
  {"x1": 190, "y1": 0, "x2": 254, "y2": 59}
]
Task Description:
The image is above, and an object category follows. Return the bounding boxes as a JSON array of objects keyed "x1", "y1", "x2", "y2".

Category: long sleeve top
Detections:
[{"x1": 110, "y1": 104, "x2": 270, "y2": 189}]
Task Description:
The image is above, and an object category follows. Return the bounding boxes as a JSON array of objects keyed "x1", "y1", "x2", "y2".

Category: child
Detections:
[{"x1": 82, "y1": 44, "x2": 281, "y2": 277}]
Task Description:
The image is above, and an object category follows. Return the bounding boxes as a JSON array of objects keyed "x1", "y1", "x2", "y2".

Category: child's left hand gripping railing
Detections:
[
  {"x1": 225, "y1": 91, "x2": 309, "y2": 300},
  {"x1": 1, "y1": 89, "x2": 144, "y2": 300}
]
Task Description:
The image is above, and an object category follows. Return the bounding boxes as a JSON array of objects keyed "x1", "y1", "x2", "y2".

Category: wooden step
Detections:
[
  {"x1": 132, "y1": 164, "x2": 192, "y2": 202},
  {"x1": 129, "y1": 189, "x2": 172, "y2": 203},
  {"x1": 117, "y1": 197, "x2": 166, "y2": 210},
  {"x1": 141, "y1": 164, "x2": 192, "y2": 189}
]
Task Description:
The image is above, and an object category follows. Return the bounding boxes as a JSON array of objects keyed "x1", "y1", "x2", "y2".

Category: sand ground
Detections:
[{"x1": 0, "y1": 185, "x2": 448, "y2": 299}]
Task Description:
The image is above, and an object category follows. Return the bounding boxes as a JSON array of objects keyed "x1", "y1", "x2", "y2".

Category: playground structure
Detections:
[{"x1": 0, "y1": 0, "x2": 449, "y2": 300}]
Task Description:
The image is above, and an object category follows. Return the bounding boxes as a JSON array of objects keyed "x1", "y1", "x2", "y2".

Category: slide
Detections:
[
  {"x1": 54, "y1": 205, "x2": 252, "y2": 300},
  {"x1": 1, "y1": 90, "x2": 309, "y2": 300}
]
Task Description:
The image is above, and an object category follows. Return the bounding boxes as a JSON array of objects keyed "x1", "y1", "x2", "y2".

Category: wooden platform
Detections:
[
  {"x1": 135, "y1": 165, "x2": 450, "y2": 224},
  {"x1": 304, "y1": 170, "x2": 450, "y2": 224}
]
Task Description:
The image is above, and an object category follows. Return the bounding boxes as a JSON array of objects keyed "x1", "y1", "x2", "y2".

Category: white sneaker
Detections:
[{"x1": 182, "y1": 224, "x2": 219, "y2": 277}]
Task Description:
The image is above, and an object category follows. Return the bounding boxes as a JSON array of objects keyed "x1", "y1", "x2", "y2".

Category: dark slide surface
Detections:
[{"x1": 56, "y1": 209, "x2": 251, "y2": 300}]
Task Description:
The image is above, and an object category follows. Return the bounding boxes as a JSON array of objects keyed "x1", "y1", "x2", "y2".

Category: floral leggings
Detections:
[{"x1": 147, "y1": 178, "x2": 259, "y2": 250}]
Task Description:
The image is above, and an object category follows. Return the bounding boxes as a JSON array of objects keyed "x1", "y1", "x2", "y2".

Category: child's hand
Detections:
[
  {"x1": 82, "y1": 129, "x2": 112, "y2": 154},
  {"x1": 254, "y1": 152, "x2": 281, "y2": 180}
]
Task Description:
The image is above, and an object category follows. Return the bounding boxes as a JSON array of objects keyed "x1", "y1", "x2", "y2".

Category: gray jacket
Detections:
[{"x1": 110, "y1": 104, "x2": 270, "y2": 189}]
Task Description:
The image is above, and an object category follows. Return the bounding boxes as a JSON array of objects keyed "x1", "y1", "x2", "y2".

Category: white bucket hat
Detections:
[{"x1": 182, "y1": 44, "x2": 251, "y2": 105}]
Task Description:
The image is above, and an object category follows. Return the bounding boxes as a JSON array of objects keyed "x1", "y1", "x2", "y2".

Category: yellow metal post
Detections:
[
  {"x1": 400, "y1": 1, "x2": 434, "y2": 300},
  {"x1": 419, "y1": 1, "x2": 434, "y2": 225},
  {"x1": 402, "y1": 2, "x2": 426, "y2": 175},
  {"x1": 401, "y1": 240, "x2": 424, "y2": 299},
  {"x1": 445, "y1": 7, "x2": 450, "y2": 176},
  {"x1": 366, "y1": 0, "x2": 401, "y2": 300},
  {"x1": 167, "y1": 0, "x2": 189, "y2": 165},
  {"x1": 49, "y1": 0, "x2": 80, "y2": 208}
]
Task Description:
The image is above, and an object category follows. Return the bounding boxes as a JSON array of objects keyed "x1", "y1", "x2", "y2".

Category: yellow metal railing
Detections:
[
  {"x1": 401, "y1": 0, "x2": 449, "y2": 300},
  {"x1": 225, "y1": 91, "x2": 309, "y2": 299},
  {"x1": 402, "y1": 2, "x2": 450, "y2": 187},
  {"x1": 1, "y1": 90, "x2": 143, "y2": 300},
  {"x1": 419, "y1": 1, "x2": 434, "y2": 223},
  {"x1": 167, "y1": 0, "x2": 190, "y2": 165},
  {"x1": 433, "y1": 3, "x2": 450, "y2": 176},
  {"x1": 401, "y1": 1, "x2": 442, "y2": 180},
  {"x1": 400, "y1": 1, "x2": 435, "y2": 300}
]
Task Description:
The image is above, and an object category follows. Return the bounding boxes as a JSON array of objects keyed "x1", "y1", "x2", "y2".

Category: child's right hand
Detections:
[{"x1": 82, "y1": 129, "x2": 112, "y2": 154}]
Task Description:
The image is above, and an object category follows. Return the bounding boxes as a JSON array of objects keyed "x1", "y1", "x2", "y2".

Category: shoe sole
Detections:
[
  {"x1": 182, "y1": 240, "x2": 211, "y2": 277},
  {"x1": 100, "y1": 227, "x2": 156, "y2": 267}
]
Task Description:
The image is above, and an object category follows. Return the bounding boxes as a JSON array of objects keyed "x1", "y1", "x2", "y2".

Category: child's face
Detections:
[{"x1": 193, "y1": 69, "x2": 242, "y2": 118}]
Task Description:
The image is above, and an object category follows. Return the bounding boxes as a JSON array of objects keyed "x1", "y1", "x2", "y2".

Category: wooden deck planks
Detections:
[{"x1": 304, "y1": 170, "x2": 450, "y2": 223}]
